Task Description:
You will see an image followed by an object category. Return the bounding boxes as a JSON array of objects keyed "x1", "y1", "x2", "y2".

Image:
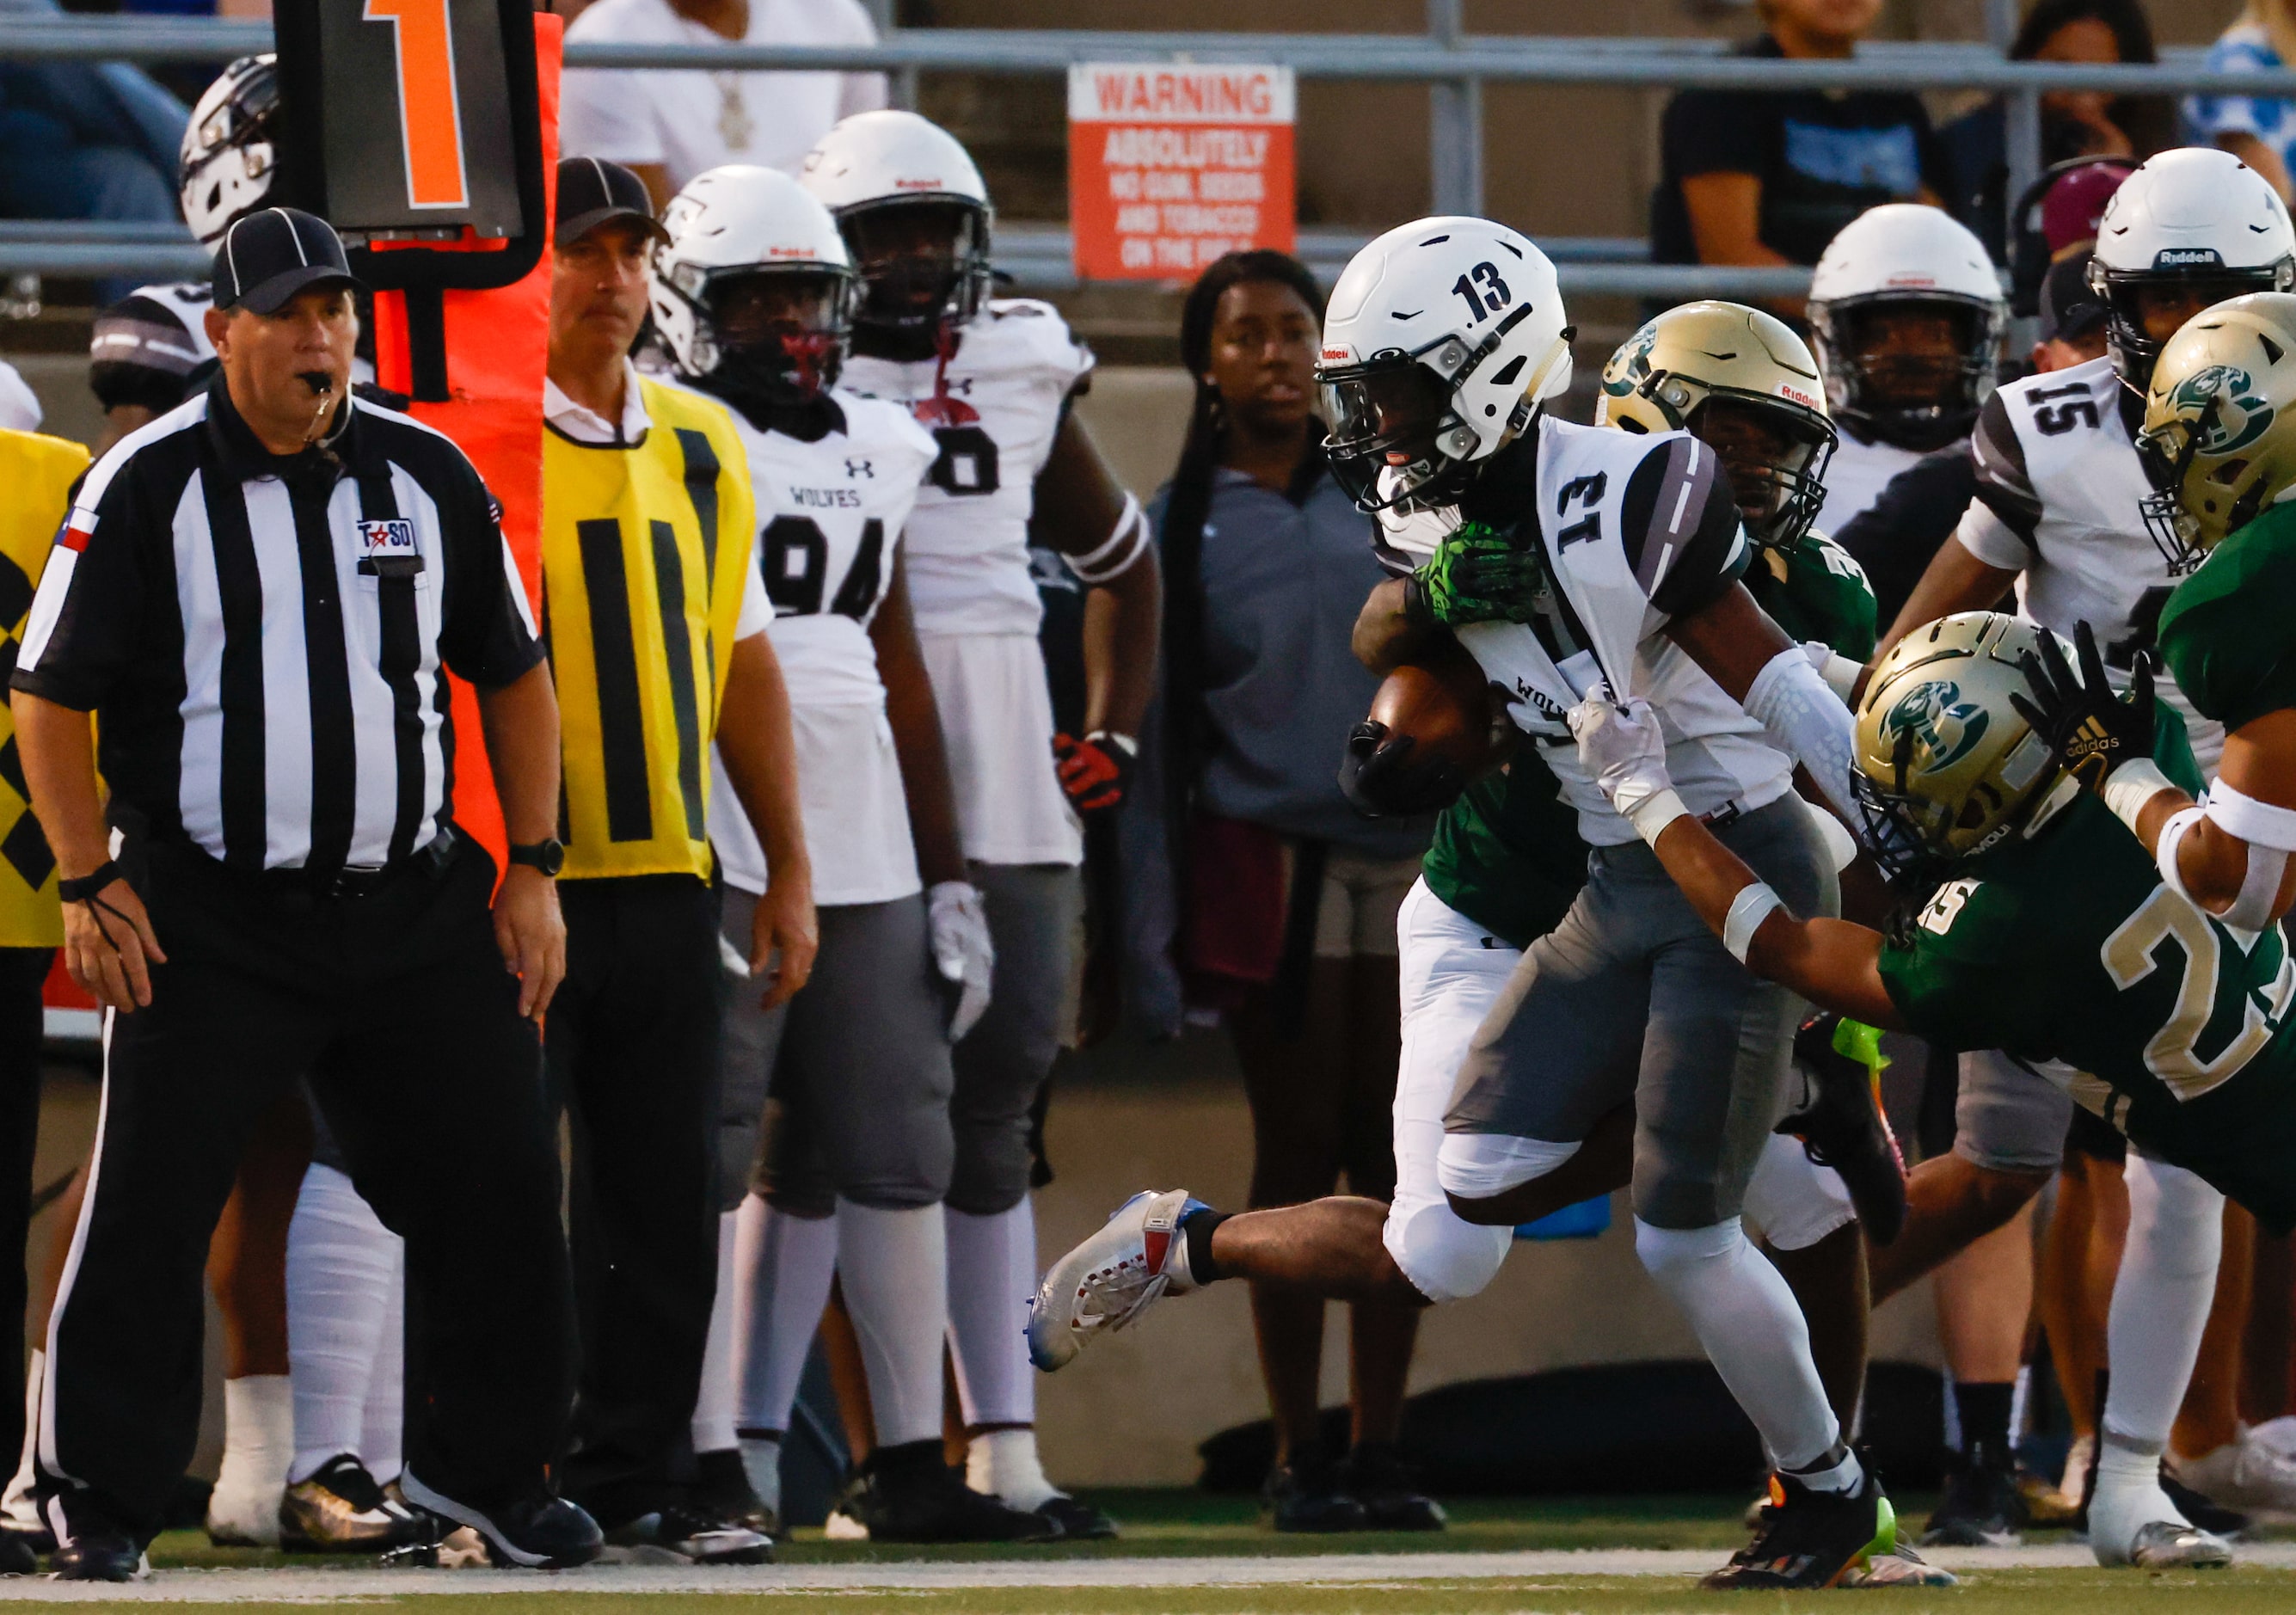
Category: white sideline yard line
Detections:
[{"x1": 3, "y1": 1544, "x2": 2296, "y2": 1600}]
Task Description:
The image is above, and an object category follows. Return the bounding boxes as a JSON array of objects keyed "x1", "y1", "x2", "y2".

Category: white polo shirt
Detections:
[{"x1": 561, "y1": 0, "x2": 888, "y2": 191}]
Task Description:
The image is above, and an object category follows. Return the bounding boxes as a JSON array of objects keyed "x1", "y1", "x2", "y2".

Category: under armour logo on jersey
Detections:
[{"x1": 846, "y1": 458, "x2": 875, "y2": 479}]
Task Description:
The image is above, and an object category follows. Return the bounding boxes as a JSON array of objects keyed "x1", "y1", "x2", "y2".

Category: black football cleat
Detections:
[
  {"x1": 0, "y1": 1531, "x2": 32, "y2": 1575},
  {"x1": 692, "y1": 1447, "x2": 777, "y2": 1538},
  {"x1": 49, "y1": 1520, "x2": 143, "y2": 1582},
  {"x1": 1033, "y1": 1493, "x2": 1118, "y2": 1540},
  {"x1": 1920, "y1": 1443, "x2": 2024, "y2": 1547},
  {"x1": 1702, "y1": 1465, "x2": 1896, "y2": 1589},
  {"x1": 1338, "y1": 1443, "x2": 1446, "y2": 1531},
  {"x1": 835, "y1": 1441, "x2": 1056, "y2": 1544},
  {"x1": 396, "y1": 1472, "x2": 602, "y2": 1569},
  {"x1": 1781, "y1": 1013, "x2": 1907, "y2": 1244},
  {"x1": 1263, "y1": 1446, "x2": 1368, "y2": 1533}
]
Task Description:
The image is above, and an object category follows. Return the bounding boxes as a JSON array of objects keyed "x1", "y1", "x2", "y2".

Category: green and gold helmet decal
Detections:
[
  {"x1": 2139, "y1": 292, "x2": 2296, "y2": 570},
  {"x1": 1853, "y1": 612, "x2": 2068, "y2": 885},
  {"x1": 1593, "y1": 300, "x2": 1837, "y2": 552}
]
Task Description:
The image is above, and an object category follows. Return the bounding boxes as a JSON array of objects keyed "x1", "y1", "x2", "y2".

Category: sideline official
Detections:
[
  {"x1": 538, "y1": 157, "x2": 815, "y2": 1559},
  {"x1": 9, "y1": 208, "x2": 597, "y2": 1580}
]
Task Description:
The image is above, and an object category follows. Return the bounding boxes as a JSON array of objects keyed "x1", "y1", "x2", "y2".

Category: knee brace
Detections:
[
  {"x1": 1435, "y1": 1131, "x2": 1580, "y2": 1201},
  {"x1": 1382, "y1": 1196, "x2": 1513, "y2": 1305}
]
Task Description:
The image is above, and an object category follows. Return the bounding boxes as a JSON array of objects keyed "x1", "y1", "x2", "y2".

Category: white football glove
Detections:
[
  {"x1": 927, "y1": 880, "x2": 995, "y2": 1042},
  {"x1": 1567, "y1": 689, "x2": 1685, "y2": 844}
]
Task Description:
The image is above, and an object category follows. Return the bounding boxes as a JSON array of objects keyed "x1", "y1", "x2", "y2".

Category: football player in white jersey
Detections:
[
  {"x1": 1033, "y1": 218, "x2": 1920, "y2": 1589},
  {"x1": 789, "y1": 111, "x2": 1157, "y2": 1538},
  {"x1": 654, "y1": 166, "x2": 1048, "y2": 1544},
  {"x1": 1871, "y1": 147, "x2": 2296, "y2": 1536},
  {"x1": 1807, "y1": 205, "x2": 2005, "y2": 537}
]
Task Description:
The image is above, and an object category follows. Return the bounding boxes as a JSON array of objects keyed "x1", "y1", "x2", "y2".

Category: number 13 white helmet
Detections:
[{"x1": 1317, "y1": 216, "x2": 1574, "y2": 513}]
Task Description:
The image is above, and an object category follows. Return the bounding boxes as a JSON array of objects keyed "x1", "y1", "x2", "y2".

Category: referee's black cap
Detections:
[
  {"x1": 2039, "y1": 251, "x2": 2107, "y2": 345},
  {"x1": 556, "y1": 157, "x2": 670, "y2": 249},
  {"x1": 213, "y1": 207, "x2": 364, "y2": 316}
]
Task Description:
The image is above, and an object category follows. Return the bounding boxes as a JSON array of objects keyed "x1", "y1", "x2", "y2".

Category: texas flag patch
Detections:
[
  {"x1": 57, "y1": 507, "x2": 96, "y2": 552},
  {"x1": 356, "y1": 519, "x2": 424, "y2": 577}
]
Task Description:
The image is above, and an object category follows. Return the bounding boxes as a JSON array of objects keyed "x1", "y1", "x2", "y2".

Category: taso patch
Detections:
[{"x1": 356, "y1": 519, "x2": 424, "y2": 577}]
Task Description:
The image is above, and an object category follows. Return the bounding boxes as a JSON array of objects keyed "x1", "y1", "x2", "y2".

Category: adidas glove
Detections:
[
  {"x1": 1568, "y1": 688, "x2": 1685, "y2": 843},
  {"x1": 2009, "y1": 620, "x2": 2155, "y2": 794},
  {"x1": 1404, "y1": 519, "x2": 1544, "y2": 626},
  {"x1": 927, "y1": 880, "x2": 996, "y2": 1042}
]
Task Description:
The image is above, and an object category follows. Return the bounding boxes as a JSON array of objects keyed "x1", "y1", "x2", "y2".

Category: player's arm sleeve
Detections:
[
  {"x1": 1620, "y1": 433, "x2": 1749, "y2": 620},
  {"x1": 1958, "y1": 391, "x2": 2041, "y2": 568},
  {"x1": 11, "y1": 468, "x2": 150, "y2": 711},
  {"x1": 1833, "y1": 447, "x2": 1977, "y2": 629},
  {"x1": 438, "y1": 463, "x2": 547, "y2": 689}
]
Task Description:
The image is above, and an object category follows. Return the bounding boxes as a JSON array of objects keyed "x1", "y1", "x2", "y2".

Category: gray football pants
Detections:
[
  {"x1": 717, "y1": 889, "x2": 955, "y2": 1214},
  {"x1": 947, "y1": 862, "x2": 1081, "y2": 1215},
  {"x1": 1444, "y1": 795, "x2": 1836, "y2": 1231}
]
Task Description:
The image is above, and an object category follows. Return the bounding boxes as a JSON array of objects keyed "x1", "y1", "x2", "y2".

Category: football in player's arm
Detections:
[{"x1": 2018, "y1": 292, "x2": 2296, "y2": 934}]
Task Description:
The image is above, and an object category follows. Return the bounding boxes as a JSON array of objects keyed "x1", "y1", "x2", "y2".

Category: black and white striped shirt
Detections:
[{"x1": 12, "y1": 376, "x2": 544, "y2": 875}]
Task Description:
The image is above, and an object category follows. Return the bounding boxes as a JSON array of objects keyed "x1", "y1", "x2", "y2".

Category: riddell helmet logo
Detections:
[
  {"x1": 2155, "y1": 248, "x2": 2227, "y2": 268},
  {"x1": 1322, "y1": 347, "x2": 1352, "y2": 361},
  {"x1": 1777, "y1": 384, "x2": 1820, "y2": 409},
  {"x1": 894, "y1": 177, "x2": 942, "y2": 190},
  {"x1": 1884, "y1": 273, "x2": 1938, "y2": 288}
]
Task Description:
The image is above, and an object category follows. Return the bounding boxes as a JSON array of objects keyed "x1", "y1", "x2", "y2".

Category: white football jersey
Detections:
[
  {"x1": 1380, "y1": 416, "x2": 1796, "y2": 845},
  {"x1": 709, "y1": 389, "x2": 938, "y2": 904},
  {"x1": 1954, "y1": 354, "x2": 2221, "y2": 772},
  {"x1": 1816, "y1": 431, "x2": 1928, "y2": 537},
  {"x1": 841, "y1": 298, "x2": 1094, "y2": 638}
]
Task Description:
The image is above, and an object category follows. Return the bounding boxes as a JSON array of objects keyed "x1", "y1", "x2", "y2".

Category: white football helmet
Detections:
[
  {"x1": 2088, "y1": 146, "x2": 2296, "y2": 390},
  {"x1": 180, "y1": 54, "x2": 279, "y2": 250},
  {"x1": 801, "y1": 110, "x2": 993, "y2": 345},
  {"x1": 649, "y1": 165, "x2": 858, "y2": 403},
  {"x1": 1806, "y1": 204, "x2": 2004, "y2": 452},
  {"x1": 1317, "y1": 216, "x2": 1572, "y2": 513}
]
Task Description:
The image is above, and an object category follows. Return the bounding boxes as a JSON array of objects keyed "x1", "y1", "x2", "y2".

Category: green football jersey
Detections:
[
  {"x1": 2159, "y1": 500, "x2": 2296, "y2": 734},
  {"x1": 1877, "y1": 787, "x2": 2296, "y2": 1232},
  {"x1": 1420, "y1": 524, "x2": 1876, "y2": 944}
]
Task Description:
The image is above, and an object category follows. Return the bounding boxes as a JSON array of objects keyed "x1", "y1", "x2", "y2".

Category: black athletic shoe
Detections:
[
  {"x1": 1263, "y1": 1446, "x2": 1367, "y2": 1534},
  {"x1": 838, "y1": 1441, "x2": 1057, "y2": 1544},
  {"x1": 0, "y1": 1530, "x2": 34, "y2": 1574},
  {"x1": 279, "y1": 1453, "x2": 427, "y2": 1553},
  {"x1": 398, "y1": 1474, "x2": 603, "y2": 1569},
  {"x1": 604, "y1": 1504, "x2": 772, "y2": 1565},
  {"x1": 1781, "y1": 1013, "x2": 1907, "y2": 1244},
  {"x1": 1920, "y1": 1445, "x2": 2025, "y2": 1547},
  {"x1": 692, "y1": 1448, "x2": 777, "y2": 1538},
  {"x1": 1034, "y1": 1493, "x2": 1118, "y2": 1540},
  {"x1": 1338, "y1": 1443, "x2": 1446, "y2": 1532},
  {"x1": 1702, "y1": 1467, "x2": 1896, "y2": 1589},
  {"x1": 49, "y1": 1520, "x2": 142, "y2": 1582}
]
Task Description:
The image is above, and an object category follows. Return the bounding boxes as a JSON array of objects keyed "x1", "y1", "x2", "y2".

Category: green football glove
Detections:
[{"x1": 1404, "y1": 519, "x2": 1544, "y2": 626}]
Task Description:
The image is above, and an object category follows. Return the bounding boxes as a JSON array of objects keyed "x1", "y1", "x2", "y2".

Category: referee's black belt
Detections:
[{"x1": 163, "y1": 823, "x2": 463, "y2": 903}]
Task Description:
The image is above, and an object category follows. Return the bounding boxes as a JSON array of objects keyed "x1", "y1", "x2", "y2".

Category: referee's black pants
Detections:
[
  {"x1": 0, "y1": 948, "x2": 50, "y2": 1488},
  {"x1": 544, "y1": 874, "x2": 721, "y2": 1527},
  {"x1": 34, "y1": 837, "x2": 573, "y2": 1548}
]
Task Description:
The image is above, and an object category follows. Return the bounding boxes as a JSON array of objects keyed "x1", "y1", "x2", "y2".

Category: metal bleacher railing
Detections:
[{"x1": 3, "y1": 0, "x2": 2295, "y2": 298}]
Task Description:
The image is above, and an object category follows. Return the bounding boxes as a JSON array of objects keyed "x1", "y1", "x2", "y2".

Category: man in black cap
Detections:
[
  {"x1": 10, "y1": 206, "x2": 598, "y2": 1578},
  {"x1": 538, "y1": 157, "x2": 812, "y2": 1560}
]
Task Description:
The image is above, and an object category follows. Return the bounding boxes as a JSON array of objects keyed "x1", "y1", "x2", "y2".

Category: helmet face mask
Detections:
[
  {"x1": 1320, "y1": 354, "x2": 1478, "y2": 513},
  {"x1": 1692, "y1": 395, "x2": 1835, "y2": 549},
  {"x1": 703, "y1": 267, "x2": 859, "y2": 404},
  {"x1": 180, "y1": 54, "x2": 280, "y2": 249},
  {"x1": 839, "y1": 198, "x2": 992, "y2": 345},
  {"x1": 1811, "y1": 292, "x2": 2002, "y2": 452},
  {"x1": 2091, "y1": 261, "x2": 2296, "y2": 393}
]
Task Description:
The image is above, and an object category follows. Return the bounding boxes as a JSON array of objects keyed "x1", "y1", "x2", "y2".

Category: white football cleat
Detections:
[
  {"x1": 1027, "y1": 1189, "x2": 1206, "y2": 1372},
  {"x1": 2090, "y1": 1476, "x2": 2234, "y2": 1569},
  {"x1": 2173, "y1": 1430, "x2": 2296, "y2": 1520}
]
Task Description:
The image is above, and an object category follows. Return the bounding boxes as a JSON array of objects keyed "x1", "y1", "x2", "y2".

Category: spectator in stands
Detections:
[
  {"x1": 2187, "y1": 2, "x2": 2296, "y2": 204},
  {"x1": 559, "y1": 0, "x2": 887, "y2": 207},
  {"x1": 1936, "y1": 0, "x2": 2166, "y2": 261},
  {"x1": 1123, "y1": 251, "x2": 1437, "y2": 1532},
  {"x1": 1651, "y1": 0, "x2": 1946, "y2": 271},
  {"x1": 0, "y1": 0, "x2": 187, "y2": 303}
]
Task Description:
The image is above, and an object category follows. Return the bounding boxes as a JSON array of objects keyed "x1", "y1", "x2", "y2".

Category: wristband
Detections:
[
  {"x1": 2205, "y1": 777, "x2": 2296, "y2": 854},
  {"x1": 1086, "y1": 728, "x2": 1138, "y2": 759},
  {"x1": 57, "y1": 862, "x2": 124, "y2": 904},
  {"x1": 2100, "y1": 758, "x2": 2176, "y2": 836},
  {"x1": 1722, "y1": 881, "x2": 1785, "y2": 964},
  {"x1": 1627, "y1": 787, "x2": 1689, "y2": 846}
]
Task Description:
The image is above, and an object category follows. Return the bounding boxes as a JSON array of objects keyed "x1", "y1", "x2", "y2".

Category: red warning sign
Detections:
[{"x1": 1068, "y1": 64, "x2": 1296, "y2": 281}]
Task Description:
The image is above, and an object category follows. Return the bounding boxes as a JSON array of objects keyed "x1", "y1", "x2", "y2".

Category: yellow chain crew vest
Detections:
[
  {"x1": 543, "y1": 378, "x2": 758, "y2": 881},
  {"x1": 0, "y1": 430, "x2": 91, "y2": 948}
]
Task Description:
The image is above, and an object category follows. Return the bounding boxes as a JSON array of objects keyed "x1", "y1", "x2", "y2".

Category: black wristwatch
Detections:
[{"x1": 507, "y1": 838, "x2": 565, "y2": 877}]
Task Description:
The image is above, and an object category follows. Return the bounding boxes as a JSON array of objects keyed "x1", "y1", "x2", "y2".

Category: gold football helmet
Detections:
[
  {"x1": 1595, "y1": 299, "x2": 1837, "y2": 550},
  {"x1": 2136, "y1": 291, "x2": 2296, "y2": 571},
  {"x1": 1854, "y1": 611, "x2": 2069, "y2": 885}
]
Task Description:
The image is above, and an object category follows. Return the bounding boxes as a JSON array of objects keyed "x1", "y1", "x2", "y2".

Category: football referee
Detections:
[
  {"x1": 538, "y1": 157, "x2": 814, "y2": 1559},
  {"x1": 10, "y1": 208, "x2": 596, "y2": 1580}
]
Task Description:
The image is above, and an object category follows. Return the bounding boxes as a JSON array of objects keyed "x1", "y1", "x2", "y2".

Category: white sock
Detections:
[
  {"x1": 1633, "y1": 1218, "x2": 1845, "y2": 1479},
  {"x1": 2090, "y1": 1434, "x2": 2190, "y2": 1562},
  {"x1": 2105, "y1": 1152, "x2": 2222, "y2": 1452},
  {"x1": 837, "y1": 1199, "x2": 948, "y2": 1449},
  {"x1": 739, "y1": 1434, "x2": 782, "y2": 1519},
  {"x1": 733, "y1": 1194, "x2": 838, "y2": 1436},
  {"x1": 945, "y1": 1201, "x2": 1035, "y2": 1428},
  {"x1": 214, "y1": 1374, "x2": 294, "y2": 1504},
  {"x1": 967, "y1": 1426, "x2": 1056, "y2": 1510},
  {"x1": 359, "y1": 1238, "x2": 404, "y2": 1486},
  {"x1": 3, "y1": 1350, "x2": 40, "y2": 1526},
  {"x1": 285, "y1": 1164, "x2": 400, "y2": 1486},
  {"x1": 692, "y1": 1208, "x2": 741, "y2": 1456}
]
